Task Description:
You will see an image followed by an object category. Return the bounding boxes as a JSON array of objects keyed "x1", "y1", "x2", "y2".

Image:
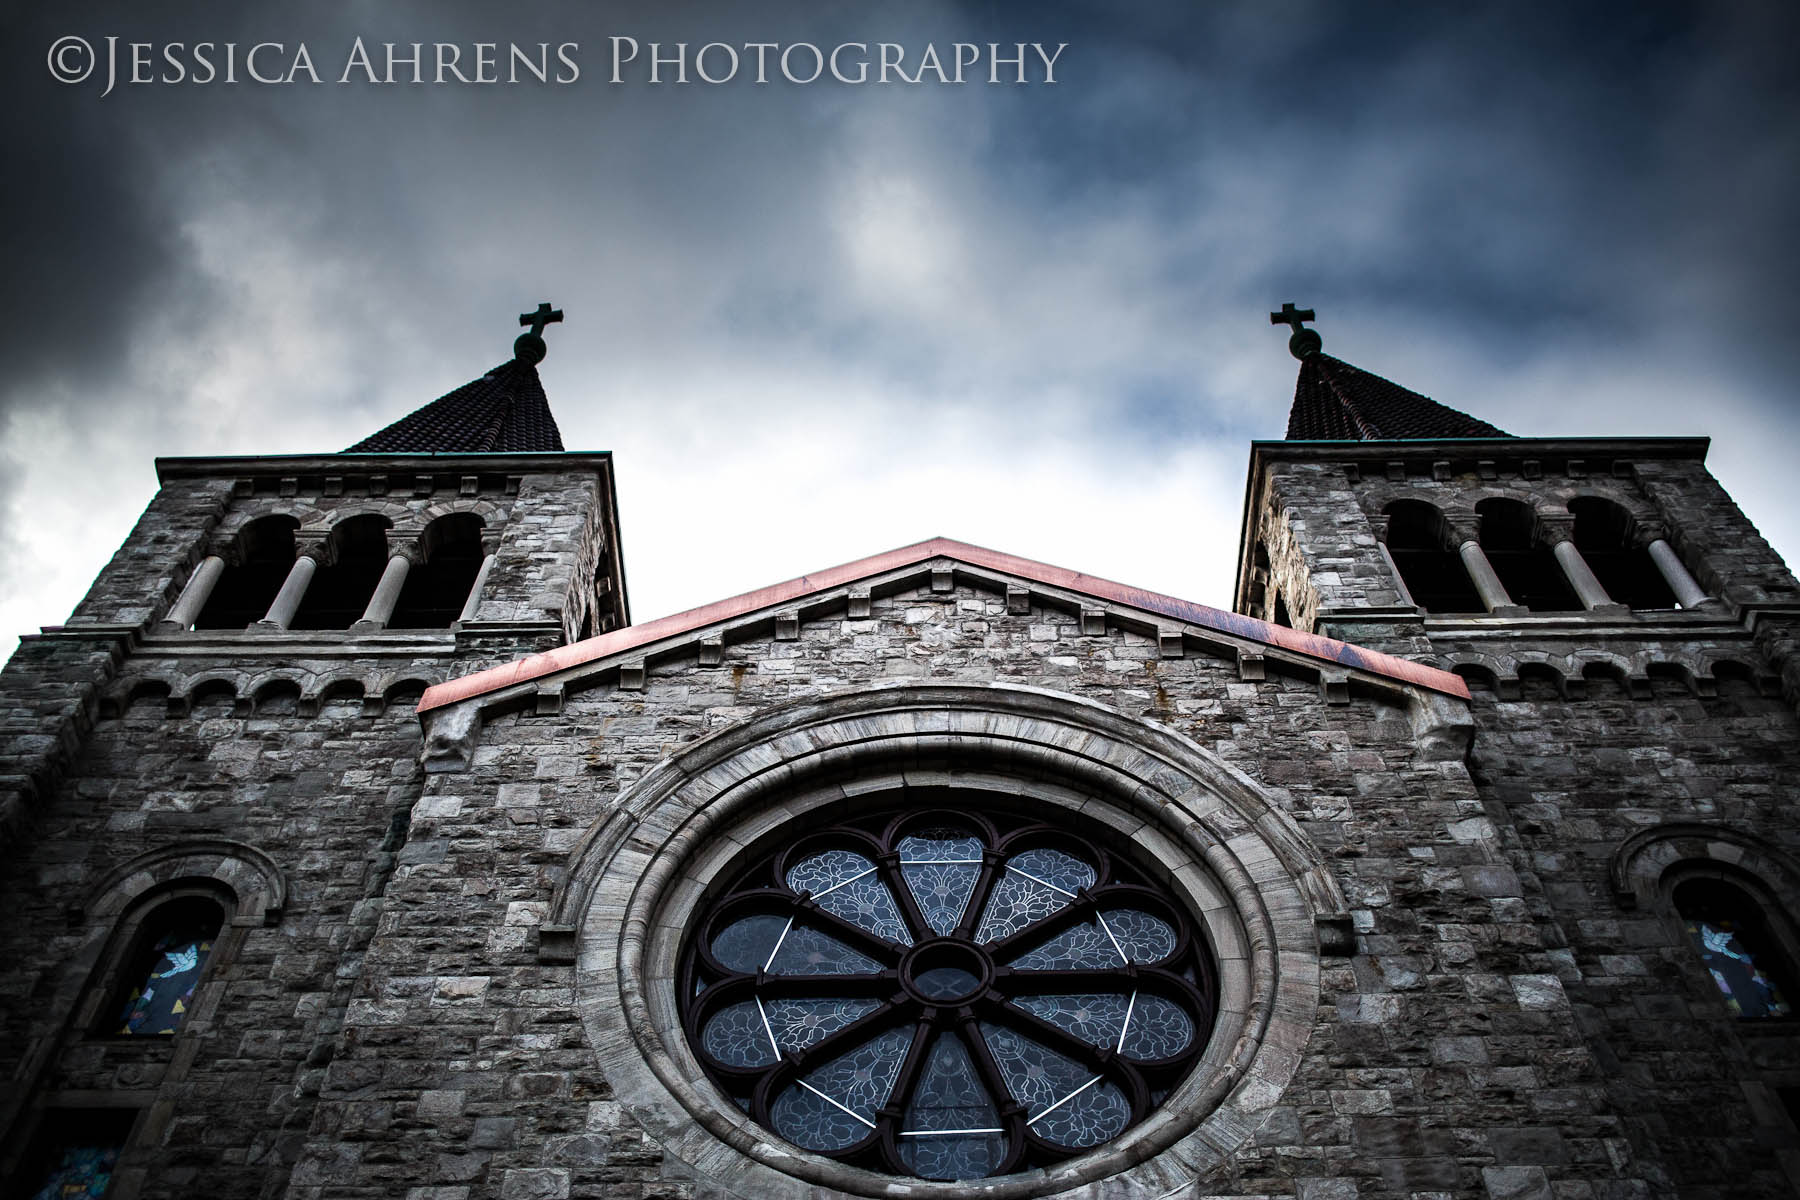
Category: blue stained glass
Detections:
[
  {"x1": 1102, "y1": 909, "x2": 1177, "y2": 963},
  {"x1": 1008, "y1": 919, "x2": 1122, "y2": 971},
  {"x1": 29, "y1": 1144, "x2": 118, "y2": 1200},
  {"x1": 1689, "y1": 917, "x2": 1794, "y2": 1018},
  {"x1": 900, "y1": 828, "x2": 984, "y2": 937},
  {"x1": 764, "y1": 997, "x2": 880, "y2": 1052},
  {"x1": 701, "y1": 1001, "x2": 778, "y2": 1067},
  {"x1": 902, "y1": 863, "x2": 981, "y2": 936},
  {"x1": 1031, "y1": 1078, "x2": 1131, "y2": 1149},
  {"x1": 768, "y1": 925, "x2": 883, "y2": 976},
  {"x1": 1008, "y1": 848, "x2": 1097, "y2": 895},
  {"x1": 787, "y1": 850, "x2": 912, "y2": 946},
  {"x1": 1013, "y1": 993, "x2": 1130, "y2": 1048},
  {"x1": 711, "y1": 914, "x2": 789, "y2": 973},
  {"x1": 978, "y1": 1021, "x2": 1093, "y2": 1116},
  {"x1": 899, "y1": 829, "x2": 984, "y2": 862},
  {"x1": 770, "y1": 1082, "x2": 870, "y2": 1151},
  {"x1": 1119, "y1": 995, "x2": 1195, "y2": 1061},
  {"x1": 770, "y1": 1025, "x2": 914, "y2": 1149},
  {"x1": 117, "y1": 927, "x2": 213, "y2": 1035},
  {"x1": 975, "y1": 849, "x2": 1097, "y2": 944},
  {"x1": 899, "y1": 1034, "x2": 1004, "y2": 1180}
]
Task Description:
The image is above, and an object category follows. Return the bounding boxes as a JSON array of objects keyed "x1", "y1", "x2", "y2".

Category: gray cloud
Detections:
[{"x1": 3, "y1": 0, "x2": 1798, "y2": 649}]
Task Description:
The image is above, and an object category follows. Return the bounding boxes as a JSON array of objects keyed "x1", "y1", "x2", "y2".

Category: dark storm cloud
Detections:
[{"x1": 3, "y1": 0, "x2": 1798, "y2": 643}]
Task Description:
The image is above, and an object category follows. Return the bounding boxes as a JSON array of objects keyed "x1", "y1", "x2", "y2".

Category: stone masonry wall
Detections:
[
  {"x1": 280, "y1": 578, "x2": 1648, "y2": 1200},
  {"x1": 0, "y1": 680, "x2": 427, "y2": 1198},
  {"x1": 1251, "y1": 443, "x2": 1800, "y2": 1197}
]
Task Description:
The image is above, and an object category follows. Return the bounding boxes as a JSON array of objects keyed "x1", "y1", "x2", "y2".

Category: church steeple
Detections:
[
  {"x1": 1269, "y1": 304, "x2": 1511, "y2": 441},
  {"x1": 345, "y1": 304, "x2": 568, "y2": 453}
]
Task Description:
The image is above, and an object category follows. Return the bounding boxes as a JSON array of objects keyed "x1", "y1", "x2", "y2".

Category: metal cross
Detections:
[
  {"x1": 519, "y1": 303, "x2": 564, "y2": 338},
  {"x1": 1268, "y1": 303, "x2": 1315, "y2": 332}
]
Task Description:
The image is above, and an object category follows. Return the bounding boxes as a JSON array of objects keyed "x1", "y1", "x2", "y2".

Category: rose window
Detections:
[{"x1": 679, "y1": 808, "x2": 1218, "y2": 1182}]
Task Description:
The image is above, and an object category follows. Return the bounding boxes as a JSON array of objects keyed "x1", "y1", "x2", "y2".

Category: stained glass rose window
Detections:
[{"x1": 679, "y1": 807, "x2": 1218, "y2": 1181}]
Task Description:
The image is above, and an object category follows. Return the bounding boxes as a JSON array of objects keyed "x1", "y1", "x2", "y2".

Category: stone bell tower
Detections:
[{"x1": 1234, "y1": 306, "x2": 1800, "y2": 1195}]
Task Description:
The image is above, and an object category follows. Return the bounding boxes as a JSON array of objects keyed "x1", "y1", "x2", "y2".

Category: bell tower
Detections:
[{"x1": 1234, "y1": 307, "x2": 1800, "y2": 1192}]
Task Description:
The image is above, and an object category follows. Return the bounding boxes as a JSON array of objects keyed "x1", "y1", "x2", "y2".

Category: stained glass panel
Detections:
[
  {"x1": 764, "y1": 998, "x2": 881, "y2": 1052},
  {"x1": 711, "y1": 914, "x2": 789, "y2": 973},
  {"x1": 767, "y1": 925, "x2": 883, "y2": 976},
  {"x1": 899, "y1": 1034, "x2": 1005, "y2": 1180},
  {"x1": 1101, "y1": 909, "x2": 1177, "y2": 964},
  {"x1": 979, "y1": 1021, "x2": 1094, "y2": 1116},
  {"x1": 975, "y1": 848, "x2": 1097, "y2": 943},
  {"x1": 1031, "y1": 1079, "x2": 1131, "y2": 1149},
  {"x1": 787, "y1": 850, "x2": 912, "y2": 945},
  {"x1": 1687, "y1": 917, "x2": 1794, "y2": 1018},
  {"x1": 701, "y1": 1000, "x2": 778, "y2": 1067},
  {"x1": 28, "y1": 1144, "x2": 119, "y2": 1200},
  {"x1": 1008, "y1": 919, "x2": 1122, "y2": 970},
  {"x1": 117, "y1": 923, "x2": 215, "y2": 1036},
  {"x1": 1014, "y1": 993, "x2": 1130, "y2": 1048},
  {"x1": 1118, "y1": 994, "x2": 1196, "y2": 1060}
]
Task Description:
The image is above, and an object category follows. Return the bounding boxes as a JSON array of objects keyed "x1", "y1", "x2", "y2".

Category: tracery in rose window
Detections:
[{"x1": 679, "y1": 807, "x2": 1219, "y2": 1181}]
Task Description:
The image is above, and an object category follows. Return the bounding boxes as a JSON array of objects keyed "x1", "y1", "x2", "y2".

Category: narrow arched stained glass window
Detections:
[
  {"x1": 680, "y1": 807, "x2": 1219, "y2": 1181},
  {"x1": 1675, "y1": 879, "x2": 1795, "y2": 1019},
  {"x1": 114, "y1": 899, "x2": 223, "y2": 1036}
]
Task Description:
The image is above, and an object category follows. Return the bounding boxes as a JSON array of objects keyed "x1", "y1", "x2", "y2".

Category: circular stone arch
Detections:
[{"x1": 561, "y1": 681, "x2": 1341, "y2": 1199}]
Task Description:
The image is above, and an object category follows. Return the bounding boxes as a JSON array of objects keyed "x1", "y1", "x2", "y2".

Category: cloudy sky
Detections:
[{"x1": 4, "y1": 1, "x2": 1797, "y2": 654}]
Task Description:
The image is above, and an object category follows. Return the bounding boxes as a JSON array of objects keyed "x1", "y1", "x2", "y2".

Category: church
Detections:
[{"x1": 2, "y1": 305, "x2": 1796, "y2": 1199}]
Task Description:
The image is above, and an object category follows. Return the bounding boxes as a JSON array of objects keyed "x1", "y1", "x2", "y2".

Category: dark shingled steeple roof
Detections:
[
  {"x1": 1286, "y1": 353, "x2": 1510, "y2": 441},
  {"x1": 345, "y1": 357, "x2": 565, "y2": 453}
]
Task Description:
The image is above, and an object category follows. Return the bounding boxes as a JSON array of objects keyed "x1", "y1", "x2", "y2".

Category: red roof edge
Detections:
[{"x1": 418, "y1": 536, "x2": 1469, "y2": 713}]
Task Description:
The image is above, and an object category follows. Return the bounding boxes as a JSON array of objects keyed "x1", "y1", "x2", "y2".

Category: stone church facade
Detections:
[{"x1": 2, "y1": 314, "x2": 1797, "y2": 1199}]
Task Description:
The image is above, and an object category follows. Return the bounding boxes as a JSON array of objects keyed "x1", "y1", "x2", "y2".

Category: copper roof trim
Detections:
[{"x1": 418, "y1": 537, "x2": 1469, "y2": 713}]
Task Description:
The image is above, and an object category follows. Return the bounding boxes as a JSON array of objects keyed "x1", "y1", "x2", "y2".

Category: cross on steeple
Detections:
[
  {"x1": 520, "y1": 303, "x2": 564, "y2": 338},
  {"x1": 513, "y1": 302, "x2": 564, "y2": 365},
  {"x1": 1269, "y1": 302, "x2": 1323, "y2": 360}
]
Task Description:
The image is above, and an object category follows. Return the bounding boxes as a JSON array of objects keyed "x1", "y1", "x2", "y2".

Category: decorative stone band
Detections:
[
  {"x1": 419, "y1": 536, "x2": 1469, "y2": 714},
  {"x1": 553, "y1": 682, "x2": 1346, "y2": 1200}
]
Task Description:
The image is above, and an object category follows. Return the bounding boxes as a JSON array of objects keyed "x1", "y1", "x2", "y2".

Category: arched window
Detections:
[
  {"x1": 390, "y1": 513, "x2": 485, "y2": 629},
  {"x1": 106, "y1": 894, "x2": 224, "y2": 1036},
  {"x1": 1569, "y1": 498, "x2": 1676, "y2": 609},
  {"x1": 194, "y1": 515, "x2": 298, "y2": 629},
  {"x1": 1674, "y1": 878, "x2": 1795, "y2": 1019},
  {"x1": 292, "y1": 514, "x2": 392, "y2": 630},
  {"x1": 1476, "y1": 498, "x2": 1578, "y2": 612},
  {"x1": 1383, "y1": 500, "x2": 1482, "y2": 613}
]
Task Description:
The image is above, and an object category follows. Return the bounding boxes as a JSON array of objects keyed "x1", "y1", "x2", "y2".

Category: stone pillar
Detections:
[
  {"x1": 351, "y1": 552, "x2": 415, "y2": 632},
  {"x1": 457, "y1": 551, "x2": 498, "y2": 625},
  {"x1": 1452, "y1": 530, "x2": 1524, "y2": 616},
  {"x1": 1539, "y1": 516, "x2": 1628, "y2": 614},
  {"x1": 255, "y1": 547, "x2": 323, "y2": 630},
  {"x1": 1646, "y1": 537, "x2": 1711, "y2": 609},
  {"x1": 1377, "y1": 541, "x2": 1417, "y2": 608},
  {"x1": 159, "y1": 555, "x2": 225, "y2": 631}
]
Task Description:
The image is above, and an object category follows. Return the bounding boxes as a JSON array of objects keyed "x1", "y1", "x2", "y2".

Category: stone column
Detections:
[
  {"x1": 351, "y1": 551, "x2": 416, "y2": 632},
  {"x1": 255, "y1": 546, "x2": 323, "y2": 630},
  {"x1": 1377, "y1": 541, "x2": 1417, "y2": 608},
  {"x1": 1539, "y1": 516, "x2": 1628, "y2": 614},
  {"x1": 457, "y1": 551, "x2": 498, "y2": 625},
  {"x1": 1447, "y1": 520, "x2": 1524, "y2": 616},
  {"x1": 159, "y1": 555, "x2": 226, "y2": 631},
  {"x1": 1645, "y1": 536, "x2": 1711, "y2": 609}
]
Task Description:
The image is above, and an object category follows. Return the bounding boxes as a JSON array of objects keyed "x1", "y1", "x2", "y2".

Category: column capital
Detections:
[
  {"x1": 1535, "y1": 513, "x2": 1577, "y2": 546},
  {"x1": 1633, "y1": 522, "x2": 1670, "y2": 549},
  {"x1": 296, "y1": 539, "x2": 332, "y2": 564}
]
